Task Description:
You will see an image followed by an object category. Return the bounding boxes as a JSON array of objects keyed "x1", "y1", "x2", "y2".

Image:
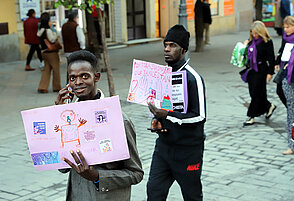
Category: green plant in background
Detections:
[{"x1": 54, "y1": 0, "x2": 112, "y2": 13}]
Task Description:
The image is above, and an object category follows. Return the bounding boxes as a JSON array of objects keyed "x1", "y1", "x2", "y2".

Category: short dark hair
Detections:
[
  {"x1": 27, "y1": 9, "x2": 35, "y2": 17},
  {"x1": 67, "y1": 50, "x2": 99, "y2": 72},
  {"x1": 68, "y1": 11, "x2": 78, "y2": 21}
]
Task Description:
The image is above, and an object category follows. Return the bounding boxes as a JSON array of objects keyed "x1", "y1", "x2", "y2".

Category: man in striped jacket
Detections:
[{"x1": 147, "y1": 25, "x2": 206, "y2": 201}]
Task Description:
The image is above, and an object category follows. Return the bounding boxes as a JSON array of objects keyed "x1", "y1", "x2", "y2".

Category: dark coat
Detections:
[
  {"x1": 23, "y1": 17, "x2": 40, "y2": 44},
  {"x1": 276, "y1": 38, "x2": 294, "y2": 83},
  {"x1": 202, "y1": 2, "x2": 212, "y2": 24},
  {"x1": 248, "y1": 39, "x2": 275, "y2": 75},
  {"x1": 280, "y1": 0, "x2": 291, "y2": 19},
  {"x1": 246, "y1": 39, "x2": 275, "y2": 117},
  {"x1": 158, "y1": 60, "x2": 206, "y2": 146},
  {"x1": 61, "y1": 20, "x2": 80, "y2": 53}
]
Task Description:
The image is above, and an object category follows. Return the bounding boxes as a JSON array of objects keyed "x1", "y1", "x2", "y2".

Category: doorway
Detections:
[{"x1": 127, "y1": 0, "x2": 146, "y2": 40}]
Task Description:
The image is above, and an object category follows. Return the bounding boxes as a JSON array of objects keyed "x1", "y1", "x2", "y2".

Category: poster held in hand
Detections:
[
  {"x1": 127, "y1": 59, "x2": 173, "y2": 111},
  {"x1": 172, "y1": 71, "x2": 188, "y2": 113},
  {"x1": 21, "y1": 96, "x2": 129, "y2": 171}
]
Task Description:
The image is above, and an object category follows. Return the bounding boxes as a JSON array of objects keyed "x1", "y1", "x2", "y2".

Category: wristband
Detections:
[
  {"x1": 93, "y1": 179, "x2": 100, "y2": 184},
  {"x1": 93, "y1": 178, "x2": 100, "y2": 191},
  {"x1": 93, "y1": 181, "x2": 99, "y2": 191}
]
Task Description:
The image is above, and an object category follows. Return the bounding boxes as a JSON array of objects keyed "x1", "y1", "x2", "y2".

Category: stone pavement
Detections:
[{"x1": 0, "y1": 28, "x2": 293, "y2": 201}]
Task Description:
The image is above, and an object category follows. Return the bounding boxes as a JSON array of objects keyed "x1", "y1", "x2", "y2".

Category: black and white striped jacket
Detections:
[{"x1": 158, "y1": 61, "x2": 206, "y2": 146}]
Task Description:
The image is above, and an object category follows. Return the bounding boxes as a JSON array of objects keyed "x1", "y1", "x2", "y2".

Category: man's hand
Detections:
[
  {"x1": 150, "y1": 118, "x2": 167, "y2": 133},
  {"x1": 148, "y1": 103, "x2": 168, "y2": 119},
  {"x1": 55, "y1": 84, "x2": 73, "y2": 105},
  {"x1": 267, "y1": 74, "x2": 273, "y2": 82},
  {"x1": 275, "y1": 65, "x2": 280, "y2": 72},
  {"x1": 63, "y1": 149, "x2": 99, "y2": 182}
]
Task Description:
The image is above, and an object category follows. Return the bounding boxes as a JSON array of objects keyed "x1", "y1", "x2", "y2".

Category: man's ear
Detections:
[{"x1": 94, "y1": 72, "x2": 101, "y2": 82}]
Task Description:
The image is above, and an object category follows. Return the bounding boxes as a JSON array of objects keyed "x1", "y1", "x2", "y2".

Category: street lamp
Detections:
[{"x1": 178, "y1": 0, "x2": 188, "y2": 29}]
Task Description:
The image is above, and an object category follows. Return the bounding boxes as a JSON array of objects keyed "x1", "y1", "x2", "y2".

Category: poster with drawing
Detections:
[
  {"x1": 127, "y1": 59, "x2": 173, "y2": 111},
  {"x1": 172, "y1": 71, "x2": 188, "y2": 113},
  {"x1": 21, "y1": 96, "x2": 129, "y2": 171}
]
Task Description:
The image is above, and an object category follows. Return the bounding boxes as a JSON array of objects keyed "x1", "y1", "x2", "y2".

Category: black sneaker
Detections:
[{"x1": 266, "y1": 104, "x2": 276, "y2": 119}]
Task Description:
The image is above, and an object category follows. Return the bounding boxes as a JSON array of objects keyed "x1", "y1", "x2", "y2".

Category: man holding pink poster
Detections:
[
  {"x1": 55, "y1": 50, "x2": 143, "y2": 201},
  {"x1": 147, "y1": 25, "x2": 206, "y2": 201}
]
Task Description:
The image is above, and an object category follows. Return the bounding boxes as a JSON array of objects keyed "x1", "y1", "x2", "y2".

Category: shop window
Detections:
[
  {"x1": 43, "y1": 0, "x2": 59, "y2": 29},
  {"x1": 0, "y1": 23, "x2": 8, "y2": 35},
  {"x1": 262, "y1": 0, "x2": 275, "y2": 23},
  {"x1": 208, "y1": 0, "x2": 219, "y2": 16}
]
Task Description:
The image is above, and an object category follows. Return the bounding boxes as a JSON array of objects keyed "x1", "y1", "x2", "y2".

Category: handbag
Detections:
[
  {"x1": 239, "y1": 68, "x2": 250, "y2": 83},
  {"x1": 44, "y1": 38, "x2": 62, "y2": 51},
  {"x1": 273, "y1": 64, "x2": 286, "y2": 84}
]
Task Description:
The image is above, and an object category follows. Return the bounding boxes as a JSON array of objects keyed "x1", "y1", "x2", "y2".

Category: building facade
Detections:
[{"x1": 0, "y1": 0, "x2": 253, "y2": 62}]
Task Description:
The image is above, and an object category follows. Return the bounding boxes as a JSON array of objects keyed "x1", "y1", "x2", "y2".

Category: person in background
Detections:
[
  {"x1": 202, "y1": 0, "x2": 212, "y2": 45},
  {"x1": 243, "y1": 21, "x2": 276, "y2": 126},
  {"x1": 37, "y1": 12, "x2": 61, "y2": 93},
  {"x1": 275, "y1": 0, "x2": 290, "y2": 107},
  {"x1": 61, "y1": 10, "x2": 85, "y2": 58},
  {"x1": 275, "y1": 16, "x2": 294, "y2": 155},
  {"x1": 274, "y1": 0, "x2": 283, "y2": 36},
  {"x1": 280, "y1": 0, "x2": 292, "y2": 19},
  {"x1": 23, "y1": 9, "x2": 43, "y2": 71}
]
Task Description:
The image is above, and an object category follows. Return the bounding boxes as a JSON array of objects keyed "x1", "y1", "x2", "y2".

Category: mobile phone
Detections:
[
  {"x1": 65, "y1": 85, "x2": 73, "y2": 104},
  {"x1": 147, "y1": 128, "x2": 163, "y2": 132}
]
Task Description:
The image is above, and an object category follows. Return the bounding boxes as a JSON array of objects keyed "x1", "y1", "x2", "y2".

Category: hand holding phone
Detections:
[{"x1": 55, "y1": 84, "x2": 74, "y2": 105}]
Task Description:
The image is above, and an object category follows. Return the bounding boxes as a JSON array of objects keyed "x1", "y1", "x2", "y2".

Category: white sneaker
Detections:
[
  {"x1": 243, "y1": 117, "x2": 254, "y2": 126},
  {"x1": 266, "y1": 104, "x2": 276, "y2": 119},
  {"x1": 39, "y1": 61, "x2": 44, "y2": 71}
]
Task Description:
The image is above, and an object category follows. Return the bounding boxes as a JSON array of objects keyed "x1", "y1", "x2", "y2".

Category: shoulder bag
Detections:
[
  {"x1": 44, "y1": 38, "x2": 62, "y2": 51},
  {"x1": 273, "y1": 63, "x2": 287, "y2": 84}
]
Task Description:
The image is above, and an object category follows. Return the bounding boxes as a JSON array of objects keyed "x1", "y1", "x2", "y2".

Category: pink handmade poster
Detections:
[
  {"x1": 21, "y1": 96, "x2": 130, "y2": 171},
  {"x1": 127, "y1": 59, "x2": 173, "y2": 111}
]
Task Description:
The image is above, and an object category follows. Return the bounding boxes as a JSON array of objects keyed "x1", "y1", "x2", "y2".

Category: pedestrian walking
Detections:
[
  {"x1": 147, "y1": 25, "x2": 206, "y2": 201},
  {"x1": 202, "y1": 0, "x2": 212, "y2": 45},
  {"x1": 37, "y1": 12, "x2": 61, "y2": 93},
  {"x1": 55, "y1": 50, "x2": 143, "y2": 200},
  {"x1": 275, "y1": 16, "x2": 294, "y2": 155},
  {"x1": 274, "y1": 0, "x2": 283, "y2": 36},
  {"x1": 280, "y1": 0, "x2": 292, "y2": 19},
  {"x1": 23, "y1": 9, "x2": 43, "y2": 71},
  {"x1": 242, "y1": 21, "x2": 276, "y2": 126},
  {"x1": 274, "y1": 0, "x2": 291, "y2": 107},
  {"x1": 61, "y1": 10, "x2": 85, "y2": 58}
]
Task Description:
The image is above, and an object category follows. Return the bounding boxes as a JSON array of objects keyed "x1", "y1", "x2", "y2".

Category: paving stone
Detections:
[{"x1": 0, "y1": 191, "x2": 19, "y2": 200}]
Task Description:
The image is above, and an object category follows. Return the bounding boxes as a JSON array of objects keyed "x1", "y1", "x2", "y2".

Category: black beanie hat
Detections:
[{"x1": 164, "y1": 24, "x2": 190, "y2": 50}]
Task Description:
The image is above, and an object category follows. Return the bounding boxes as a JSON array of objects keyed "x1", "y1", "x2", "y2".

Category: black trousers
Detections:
[
  {"x1": 26, "y1": 44, "x2": 42, "y2": 65},
  {"x1": 247, "y1": 70, "x2": 271, "y2": 117},
  {"x1": 277, "y1": 82, "x2": 287, "y2": 108},
  {"x1": 147, "y1": 139, "x2": 204, "y2": 201}
]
